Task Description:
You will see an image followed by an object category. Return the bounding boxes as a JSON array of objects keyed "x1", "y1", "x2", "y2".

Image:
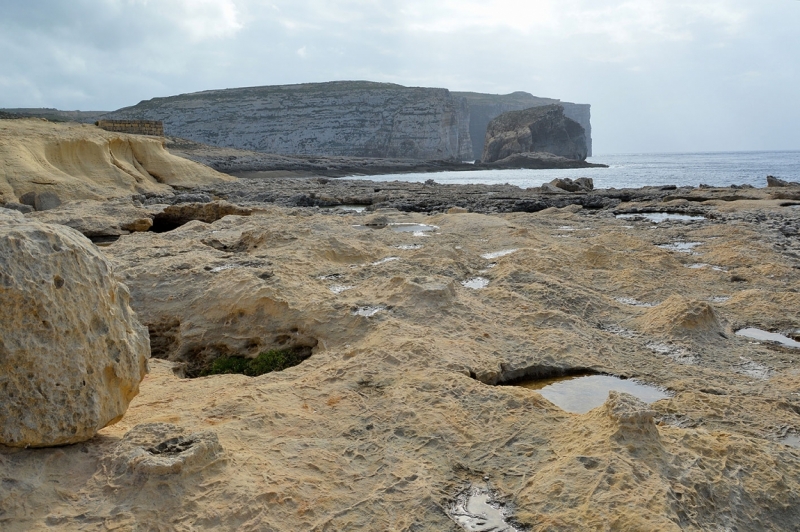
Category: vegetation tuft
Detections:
[{"x1": 200, "y1": 348, "x2": 310, "y2": 377}]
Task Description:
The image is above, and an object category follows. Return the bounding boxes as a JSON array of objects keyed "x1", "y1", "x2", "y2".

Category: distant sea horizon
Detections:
[{"x1": 347, "y1": 150, "x2": 800, "y2": 190}]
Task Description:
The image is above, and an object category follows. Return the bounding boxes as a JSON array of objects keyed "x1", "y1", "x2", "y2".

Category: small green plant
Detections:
[{"x1": 200, "y1": 348, "x2": 309, "y2": 377}]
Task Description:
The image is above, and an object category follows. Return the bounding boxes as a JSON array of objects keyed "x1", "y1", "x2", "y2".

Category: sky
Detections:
[{"x1": 1, "y1": 0, "x2": 798, "y2": 154}]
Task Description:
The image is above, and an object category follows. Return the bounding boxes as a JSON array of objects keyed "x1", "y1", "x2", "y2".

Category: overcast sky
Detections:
[{"x1": 1, "y1": 0, "x2": 798, "y2": 154}]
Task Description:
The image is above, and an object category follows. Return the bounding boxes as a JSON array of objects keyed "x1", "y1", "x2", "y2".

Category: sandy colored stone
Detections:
[
  {"x1": 0, "y1": 218, "x2": 149, "y2": 447},
  {"x1": 1, "y1": 192, "x2": 800, "y2": 530},
  {"x1": 0, "y1": 119, "x2": 233, "y2": 204}
]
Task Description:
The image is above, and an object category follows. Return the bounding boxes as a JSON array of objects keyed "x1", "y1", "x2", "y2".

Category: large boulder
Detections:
[
  {"x1": 481, "y1": 104, "x2": 588, "y2": 163},
  {"x1": 0, "y1": 214, "x2": 149, "y2": 447}
]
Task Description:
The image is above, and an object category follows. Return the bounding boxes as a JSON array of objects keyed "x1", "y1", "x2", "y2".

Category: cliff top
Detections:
[
  {"x1": 122, "y1": 80, "x2": 454, "y2": 110},
  {"x1": 453, "y1": 90, "x2": 560, "y2": 107}
]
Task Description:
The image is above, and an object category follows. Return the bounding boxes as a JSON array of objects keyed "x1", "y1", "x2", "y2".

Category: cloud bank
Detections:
[{"x1": 1, "y1": 0, "x2": 798, "y2": 153}]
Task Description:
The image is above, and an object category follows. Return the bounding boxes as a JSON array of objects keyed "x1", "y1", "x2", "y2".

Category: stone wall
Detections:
[{"x1": 96, "y1": 120, "x2": 164, "y2": 137}]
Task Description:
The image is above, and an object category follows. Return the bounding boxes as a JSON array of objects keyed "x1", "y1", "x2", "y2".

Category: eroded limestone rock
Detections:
[
  {"x1": 482, "y1": 104, "x2": 588, "y2": 163},
  {"x1": 0, "y1": 219, "x2": 149, "y2": 447}
]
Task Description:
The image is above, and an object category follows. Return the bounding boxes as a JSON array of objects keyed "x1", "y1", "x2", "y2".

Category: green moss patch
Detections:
[{"x1": 199, "y1": 347, "x2": 311, "y2": 377}]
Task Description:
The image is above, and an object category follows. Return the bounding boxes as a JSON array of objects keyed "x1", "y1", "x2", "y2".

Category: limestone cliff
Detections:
[
  {"x1": 103, "y1": 81, "x2": 474, "y2": 161},
  {"x1": 454, "y1": 91, "x2": 592, "y2": 158},
  {"x1": 482, "y1": 105, "x2": 588, "y2": 163}
]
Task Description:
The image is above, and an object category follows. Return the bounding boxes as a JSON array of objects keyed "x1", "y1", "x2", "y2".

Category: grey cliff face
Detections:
[
  {"x1": 481, "y1": 104, "x2": 589, "y2": 163},
  {"x1": 454, "y1": 91, "x2": 592, "y2": 159},
  {"x1": 103, "y1": 81, "x2": 473, "y2": 162}
]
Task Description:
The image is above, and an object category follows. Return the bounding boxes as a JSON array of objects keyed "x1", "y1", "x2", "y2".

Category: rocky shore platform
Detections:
[
  {"x1": 2, "y1": 131, "x2": 800, "y2": 529},
  {"x1": 166, "y1": 136, "x2": 606, "y2": 178}
]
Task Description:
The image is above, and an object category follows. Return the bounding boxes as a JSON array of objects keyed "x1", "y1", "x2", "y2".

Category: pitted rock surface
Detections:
[{"x1": 0, "y1": 219, "x2": 149, "y2": 447}]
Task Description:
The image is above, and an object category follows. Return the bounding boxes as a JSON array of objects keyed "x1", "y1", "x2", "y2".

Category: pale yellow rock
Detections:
[
  {"x1": 0, "y1": 218, "x2": 149, "y2": 447},
  {"x1": 0, "y1": 119, "x2": 233, "y2": 204},
  {"x1": 2, "y1": 199, "x2": 800, "y2": 530}
]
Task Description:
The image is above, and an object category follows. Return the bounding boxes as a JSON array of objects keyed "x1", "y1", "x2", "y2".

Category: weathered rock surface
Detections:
[
  {"x1": 2, "y1": 186, "x2": 800, "y2": 530},
  {"x1": 0, "y1": 217, "x2": 149, "y2": 447},
  {"x1": 454, "y1": 91, "x2": 593, "y2": 158},
  {"x1": 103, "y1": 81, "x2": 474, "y2": 161},
  {"x1": 0, "y1": 119, "x2": 233, "y2": 205},
  {"x1": 482, "y1": 104, "x2": 589, "y2": 163},
  {"x1": 26, "y1": 198, "x2": 156, "y2": 240}
]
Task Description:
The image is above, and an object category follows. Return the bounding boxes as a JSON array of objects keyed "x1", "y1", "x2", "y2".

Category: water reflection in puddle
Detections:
[
  {"x1": 516, "y1": 374, "x2": 672, "y2": 414},
  {"x1": 395, "y1": 244, "x2": 423, "y2": 250},
  {"x1": 391, "y1": 223, "x2": 438, "y2": 233},
  {"x1": 617, "y1": 213, "x2": 706, "y2": 223},
  {"x1": 781, "y1": 434, "x2": 800, "y2": 448},
  {"x1": 450, "y1": 488, "x2": 520, "y2": 532},
  {"x1": 711, "y1": 296, "x2": 731, "y2": 303},
  {"x1": 462, "y1": 277, "x2": 490, "y2": 289},
  {"x1": 736, "y1": 328, "x2": 800, "y2": 348},
  {"x1": 321, "y1": 205, "x2": 368, "y2": 212},
  {"x1": 481, "y1": 249, "x2": 518, "y2": 260},
  {"x1": 658, "y1": 242, "x2": 702, "y2": 253},
  {"x1": 372, "y1": 257, "x2": 399, "y2": 265}
]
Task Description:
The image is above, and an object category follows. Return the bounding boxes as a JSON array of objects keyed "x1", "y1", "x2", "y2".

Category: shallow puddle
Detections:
[
  {"x1": 686, "y1": 263, "x2": 709, "y2": 269},
  {"x1": 352, "y1": 223, "x2": 438, "y2": 233},
  {"x1": 462, "y1": 277, "x2": 490, "y2": 289},
  {"x1": 353, "y1": 305, "x2": 385, "y2": 317},
  {"x1": 781, "y1": 434, "x2": 800, "y2": 448},
  {"x1": 516, "y1": 374, "x2": 672, "y2": 414},
  {"x1": 395, "y1": 243, "x2": 423, "y2": 250},
  {"x1": 372, "y1": 257, "x2": 399, "y2": 265},
  {"x1": 450, "y1": 488, "x2": 520, "y2": 532},
  {"x1": 329, "y1": 284, "x2": 353, "y2": 294},
  {"x1": 390, "y1": 223, "x2": 438, "y2": 233},
  {"x1": 658, "y1": 242, "x2": 702, "y2": 253},
  {"x1": 735, "y1": 328, "x2": 800, "y2": 348},
  {"x1": 480, "y1": 249, "x2": 518, "y2": 260},
  {"x1": 321, "y1": 205, "x2": 368, "y2": 212},
  {"x1": 615, "y1": 297, "x2": 655, "y2": 307},
  {"x1": 711, "y1": 296, "x2": 731, "y2": 303},
  {"x1": 617, "y1": 212, "x2": 706, "y2": 223}
]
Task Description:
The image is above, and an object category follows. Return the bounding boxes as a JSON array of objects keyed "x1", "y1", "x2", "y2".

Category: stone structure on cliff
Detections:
[
  {"x1": 96, "y1": 120, "x2": 164, "y2": 137},
  {"x1": 103, "y1": 81, "x2": 474, "y2": 161},
  {"x1": 481, "y1": 104, "x2": 589, "y2": 163},
  {"x1": 0, "y1": 212, "x2": 149, "y2": 447},
  {"x1": 454, "y1": 91, "x2": 592, "y2": 158}
]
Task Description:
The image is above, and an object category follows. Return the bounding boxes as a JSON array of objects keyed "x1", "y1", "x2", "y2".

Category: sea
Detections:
[{"x1": 347, "y1": 151, "x2": 800, "y2": 190}]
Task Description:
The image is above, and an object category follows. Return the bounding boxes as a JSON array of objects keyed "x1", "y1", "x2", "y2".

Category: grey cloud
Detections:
[{"x1": 0, "y1": 0, "x2": 798, "y2": 153}]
